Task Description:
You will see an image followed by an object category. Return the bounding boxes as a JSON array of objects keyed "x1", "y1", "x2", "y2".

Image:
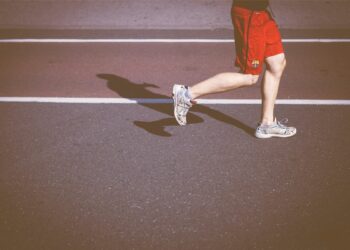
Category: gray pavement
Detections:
[
  {"x1": 0, "y1": 103, "x2": 349, "y2": 250},
  {"x1": 0, "y1": 43, "x2": 349, "y2": 99},
  {"x1": 1, "y1": 1, "x2": 350, "y2": 249},
  {"x1": 0, "y1": 0, "x2": 350, "y2": 31}
]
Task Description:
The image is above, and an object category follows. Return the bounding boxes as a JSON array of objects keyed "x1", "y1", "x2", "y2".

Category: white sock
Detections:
[{"x1": 185, "y1": 86, "x2": 193, "y2": 100}]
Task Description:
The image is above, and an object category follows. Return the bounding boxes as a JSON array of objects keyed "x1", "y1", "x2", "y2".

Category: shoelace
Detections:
[
  {"x1": 179, "y1": 94, "x2": 192, "y2": 107},
  {"x1": 177, "y1": 98, "x2": 192, "y2": 115},
  {"x1": 276, "y1": 118, "x2": 289, "y2": 128}
]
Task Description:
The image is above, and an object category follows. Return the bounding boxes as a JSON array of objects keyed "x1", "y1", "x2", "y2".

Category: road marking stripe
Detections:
[
  {"x1": 0, "y1": 38, "x2": 349, "y2": 43},
  {"x1": 0, "y1": 97, "x2": 349, "y2": 105}
]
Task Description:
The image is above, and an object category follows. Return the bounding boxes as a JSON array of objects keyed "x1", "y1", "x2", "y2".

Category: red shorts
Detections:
[{"x1": 232, "y1": 6, "x2": 284, "y2": 75}]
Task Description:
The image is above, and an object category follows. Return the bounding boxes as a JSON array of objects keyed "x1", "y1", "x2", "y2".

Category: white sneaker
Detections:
[
  {"x1": 172, "y1": 84, "x2": 193, "y2": 126},
  {"x1": 255, "y1": 118, "x2": 297, "y2": 138}
]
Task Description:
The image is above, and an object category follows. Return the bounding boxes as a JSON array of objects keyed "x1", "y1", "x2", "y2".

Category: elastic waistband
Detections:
[{"x1": 232, "y1": 5, "x2": 268, "y2": 15}]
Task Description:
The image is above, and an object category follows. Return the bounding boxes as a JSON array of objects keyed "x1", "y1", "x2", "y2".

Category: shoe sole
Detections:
[
  {"x1": 172, "y1": 84, "x2": 186, "y2": 126},
  {"x1": 255, "y1": 130, "x2": 297, "y2": 139}
]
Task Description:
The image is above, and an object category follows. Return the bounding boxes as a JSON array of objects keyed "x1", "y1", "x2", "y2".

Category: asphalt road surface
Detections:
[{"x1": 0, "y1": 1, "x2": 349, "y2": 250}]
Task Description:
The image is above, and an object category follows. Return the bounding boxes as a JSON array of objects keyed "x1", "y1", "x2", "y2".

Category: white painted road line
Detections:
[
  {"x1": 0, "y1": 38, "x2": 350, "y2": 43},
  {"x1": 0, "y1": 97, "x2": 350, "y2": 105}
]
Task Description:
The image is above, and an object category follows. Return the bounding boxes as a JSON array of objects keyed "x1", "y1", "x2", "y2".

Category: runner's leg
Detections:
[
  {"x1": 189, "y1": 72, "x2": 259, "y2": 99},
  {"x1": 260, "y1": 53, "x2": 286, "y2": 124}
]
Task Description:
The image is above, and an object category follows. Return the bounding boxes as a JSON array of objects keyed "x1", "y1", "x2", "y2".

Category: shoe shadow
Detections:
[{"x1": 97, "y1": 73, "x2": 255, "y2": 137}]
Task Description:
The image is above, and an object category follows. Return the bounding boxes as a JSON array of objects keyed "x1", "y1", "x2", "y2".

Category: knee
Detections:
[
  {"x1": 269, "y1": 57, "x2": 287, "y2": 75},
  {"x1": 275, "y1": 58, "x2": 287, "y2": 73},
  {"x1": 277, "y1": 58, "x2": 287, "y2": 76},
  {"x1": 246, "y1": 74, "x2": 259, "y2": 85},
  {"x1": 281, "y1": 58, "x2": 287, "y2": 71}
]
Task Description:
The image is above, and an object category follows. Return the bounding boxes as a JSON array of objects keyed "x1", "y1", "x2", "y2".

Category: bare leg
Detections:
[
  {"x1": 189, "y1": 72, "x2": 259, "y2": 99},
  {"x1": 260, "y1": 53, "x2": 287, "y2": 124}
]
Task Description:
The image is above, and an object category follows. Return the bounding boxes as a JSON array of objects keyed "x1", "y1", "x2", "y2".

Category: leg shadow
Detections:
[
  {"x1": 97, "y1": 73, "x2": 255, "y2": 137},
  {"x1": 192, "y1": 105, "x2": 255, "y2": 136},
  {"x1": 134, "y1": 106, "x2": 204, "y2": 137}
]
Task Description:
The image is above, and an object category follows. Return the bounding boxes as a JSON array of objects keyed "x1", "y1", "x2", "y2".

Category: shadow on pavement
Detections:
[{"x1": 97, "y1": 73, "x2": 255, "y2": 137}]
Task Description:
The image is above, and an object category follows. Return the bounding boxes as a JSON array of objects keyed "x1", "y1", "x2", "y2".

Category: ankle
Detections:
[
  {"x1": 187, "y1": 87, "x2": 196, "y2": 100},
  {"x1": 184, "y1": 86, "x2": 197, "y2": 104},
  {"x1": 260, "y1": 118, "x2": 275, "y2": 125}
]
